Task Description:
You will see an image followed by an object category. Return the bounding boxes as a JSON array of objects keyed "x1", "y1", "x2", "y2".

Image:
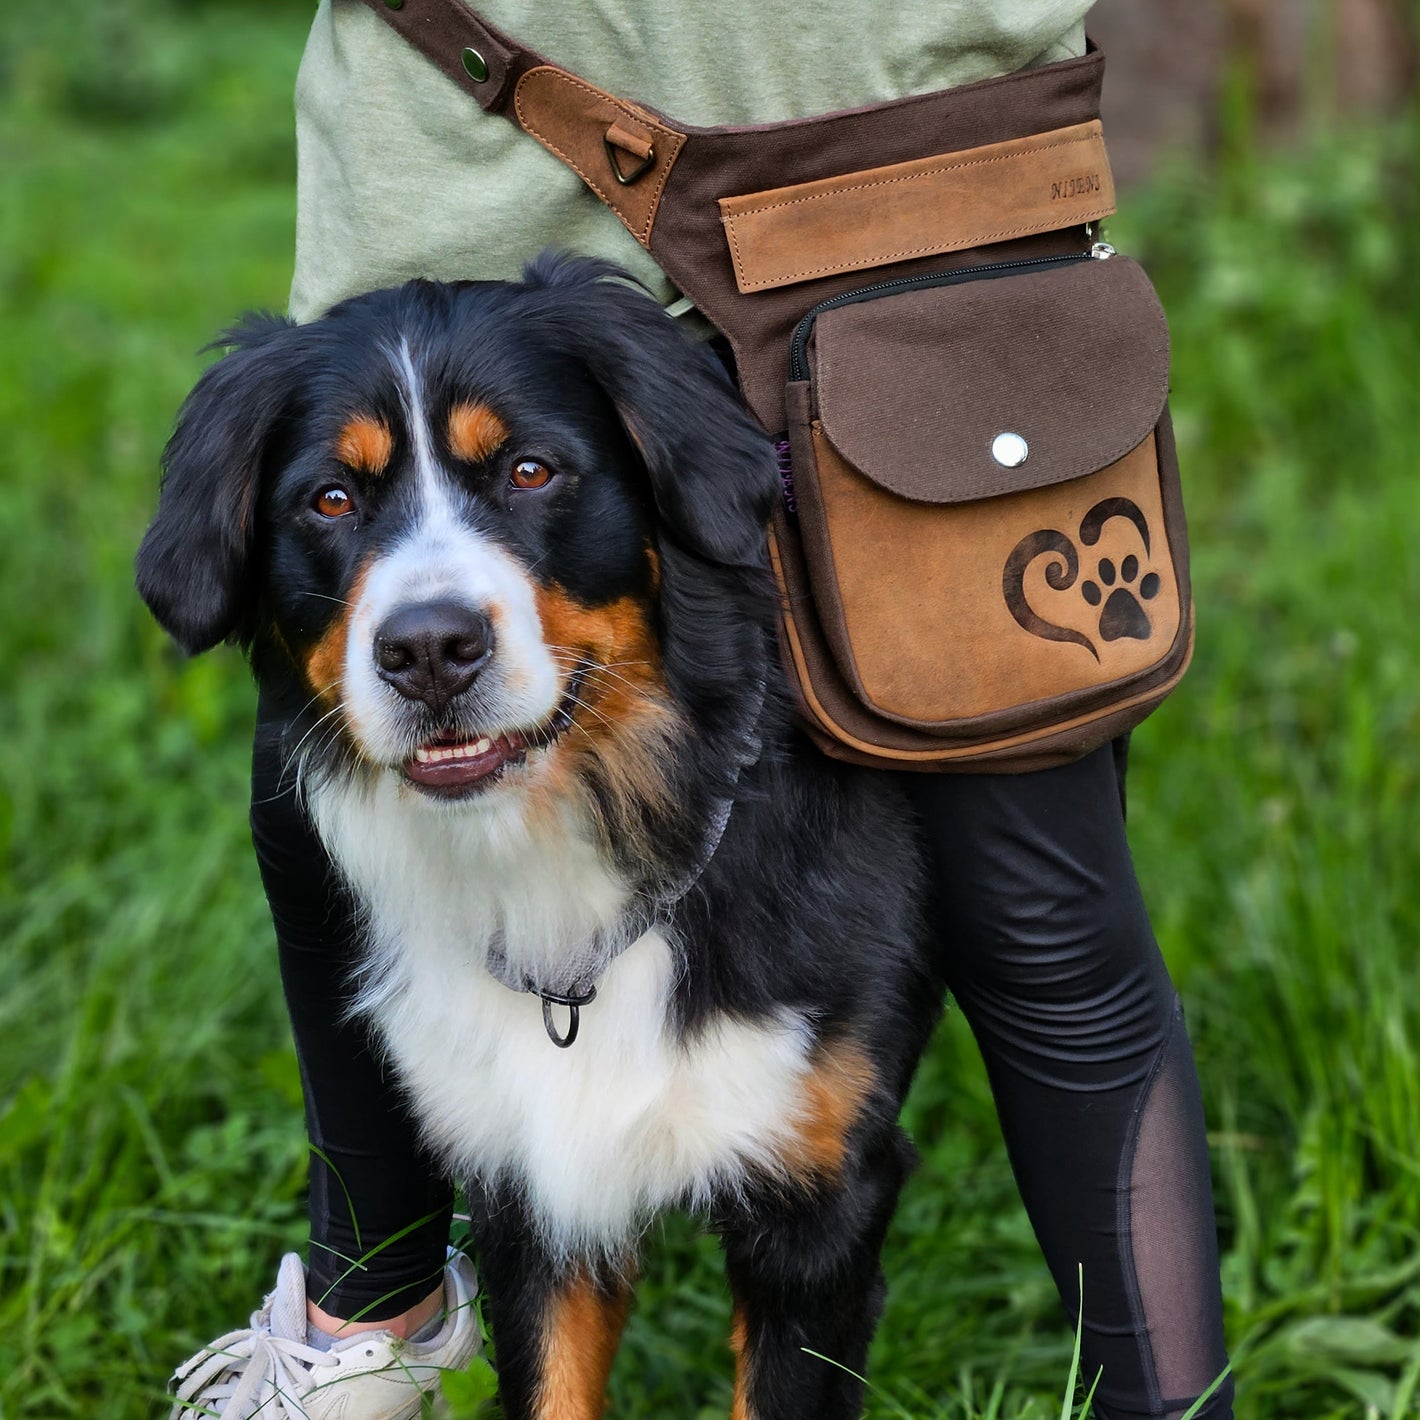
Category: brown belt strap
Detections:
[{"x1": 358, "y1": 0, "x2": 687, "y2": 247}]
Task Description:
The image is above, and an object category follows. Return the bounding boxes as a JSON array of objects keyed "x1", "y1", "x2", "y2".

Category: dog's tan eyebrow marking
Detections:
[
  {"x1": 447, "y1": 402, "x2": 509, "y2": 463},
  {"x1": 334, "y1": 415, "x2": 394, "y2": 475}
]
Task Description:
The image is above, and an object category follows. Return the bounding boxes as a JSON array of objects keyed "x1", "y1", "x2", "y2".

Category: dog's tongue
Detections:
[{"x1": 404, "y1": 732, "x2": 526, "y2": 789}]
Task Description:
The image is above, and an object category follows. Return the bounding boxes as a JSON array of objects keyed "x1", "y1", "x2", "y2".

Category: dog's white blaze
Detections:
[
  {"x1": 338, "y1": 349, "x2": 561, "y2": 764},
  {"x1": 389, "y1": 338, "x2": 441, "y2": 512},
  {"x1": 309, "y1": 771, "x2": 815, "y2": 1259}
]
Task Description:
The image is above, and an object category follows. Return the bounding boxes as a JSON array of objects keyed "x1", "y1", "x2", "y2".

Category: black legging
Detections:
[{"x1": 250, "y1": 723, "x2": 1232, "y2": 1420}]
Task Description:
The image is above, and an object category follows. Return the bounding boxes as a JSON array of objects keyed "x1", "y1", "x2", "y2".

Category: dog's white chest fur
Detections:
[{"x1": 309, "y1": 776, "x2": 812, "y2": 1256}]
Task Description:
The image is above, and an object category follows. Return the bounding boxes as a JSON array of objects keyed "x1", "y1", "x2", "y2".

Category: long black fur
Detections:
[{"x1": 138, "y1": 255, "x2": 944, "y2": 1420}]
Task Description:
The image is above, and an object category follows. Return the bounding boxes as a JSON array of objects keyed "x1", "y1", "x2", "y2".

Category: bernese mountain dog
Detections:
[{"x1": 137, "y1": 255, "x2": 943, "y2": 1420}]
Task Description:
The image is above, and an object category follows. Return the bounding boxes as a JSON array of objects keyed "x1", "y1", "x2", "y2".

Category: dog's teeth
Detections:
[
  {"x1": 412, "y1": 711, "x2": 570, "y2": 774},
  {"x1": 413, "y1": 738, "x2": 498, "y2": 766}
]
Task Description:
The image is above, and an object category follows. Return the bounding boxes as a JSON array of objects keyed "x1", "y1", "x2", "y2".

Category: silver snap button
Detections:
[{"x1": 991, "y1": 432, "x2": 1029, "y2": 468}]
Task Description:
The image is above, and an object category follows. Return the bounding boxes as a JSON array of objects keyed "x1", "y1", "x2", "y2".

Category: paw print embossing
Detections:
[
  {"x1": 1002, "y1": 497, "x2": 1165, "y2": 661},
  {"x1": 1081, "y1": 554, "x2": 1160, "y2": 642}
]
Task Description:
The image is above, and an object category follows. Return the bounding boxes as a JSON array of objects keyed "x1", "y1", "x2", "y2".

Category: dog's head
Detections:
[{"x1": 137, "y1": 256, "x2": 778, "y2": 846}]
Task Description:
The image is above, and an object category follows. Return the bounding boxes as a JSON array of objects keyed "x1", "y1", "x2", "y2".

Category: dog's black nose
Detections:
[{"x1": 374, "y1": 601, "x2": 494, "y2": 713}]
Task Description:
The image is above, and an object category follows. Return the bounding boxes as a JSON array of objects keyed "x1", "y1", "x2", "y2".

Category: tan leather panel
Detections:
[
  {"x1": 719, "y1": 121, "x2": 1115, "y2": 293},
  {"x1": 803, "y1": 430, "x2": 1181, "y2": 725},
  {"x1": 515, "y1": 67, "x2": 687, "y2": 247},
  {"x1": 772, "y1": 517, "x2": 1193, "y2": 767}
]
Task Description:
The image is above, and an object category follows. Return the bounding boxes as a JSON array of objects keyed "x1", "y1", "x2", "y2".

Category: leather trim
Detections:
[
  {"x1": 719, "y1": 121, "x2": 1115, "y2": 293},
  {"x1": 514, "y1": 67, "x2": 687, "y2": 247}
]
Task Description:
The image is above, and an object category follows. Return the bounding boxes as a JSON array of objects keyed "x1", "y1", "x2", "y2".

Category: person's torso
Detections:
[{"x1": 291, "y1": 0, "x2": 1091, "y2": 320}]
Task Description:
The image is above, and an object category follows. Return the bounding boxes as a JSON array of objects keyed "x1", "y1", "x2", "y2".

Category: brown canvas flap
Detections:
[{"x1": 812, "y1": 255, "x2": 1169, "y2": 503}]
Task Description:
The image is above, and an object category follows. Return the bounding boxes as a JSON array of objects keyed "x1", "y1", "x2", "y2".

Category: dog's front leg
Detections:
[
  {"x1": 472, "y1": 1209, "x2": 632, "y2": 1420},
  {"x1": 720, "y1": 1123, "x2": 915, "y2": 1420}
]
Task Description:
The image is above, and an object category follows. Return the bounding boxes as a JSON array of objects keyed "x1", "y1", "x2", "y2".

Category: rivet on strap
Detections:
[{"x1": 462, "y1": 46, "x2": 489, "y2": 82}]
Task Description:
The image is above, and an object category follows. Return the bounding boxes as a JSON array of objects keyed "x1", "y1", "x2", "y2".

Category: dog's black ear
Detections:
[
  {"x1": 136, "y1": 315, "x2": 301, "y2": 654},
  {"x1": 524, "y1": 254, "x2": 777, "y2": 568}
]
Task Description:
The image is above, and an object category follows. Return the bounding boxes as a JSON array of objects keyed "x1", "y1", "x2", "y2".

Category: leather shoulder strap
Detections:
[
  {"x1": 357, "y1": 0, "x2": 541, "y2": 113},
  {"x1": 356, "y1": 0, "x2": 687, "y2": 247}
]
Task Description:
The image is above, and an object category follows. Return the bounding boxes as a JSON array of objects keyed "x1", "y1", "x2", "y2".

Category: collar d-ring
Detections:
[{"x1": 539, "y1": 985, "x2": 598, "y2": 1048}]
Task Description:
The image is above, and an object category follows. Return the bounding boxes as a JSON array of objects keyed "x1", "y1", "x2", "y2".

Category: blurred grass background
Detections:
[{"x1": 1, "y1": 2, "x2": 1417, "y2": 1416}]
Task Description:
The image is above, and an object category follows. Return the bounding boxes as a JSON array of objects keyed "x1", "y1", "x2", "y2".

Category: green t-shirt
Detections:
[{"x1": 291, "y1": 0, "x2": 1092, "y2": 322}]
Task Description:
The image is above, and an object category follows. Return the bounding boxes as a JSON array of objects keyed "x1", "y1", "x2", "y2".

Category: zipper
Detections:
[{"x1": 788, "y1": 242, "x2": 1116, "y2": 382}]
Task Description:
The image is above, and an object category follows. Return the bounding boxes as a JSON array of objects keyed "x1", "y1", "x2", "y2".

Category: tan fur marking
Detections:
[
  {"x1": 536, "y1": 1275, "x2": 630, "y2": 1420},
  {"x1": 302, "y1": 560, "x2": 372, "y2": 710},
  {"x1": 531, "y1": 587, "x2": 663, "y2": 708},
  {"x1": 730, "y1": 1305, "x2": 756, "y2": 1420},
  {"x1": 334, "y1": 415, "x2": 393, "y2": 474},
  {"x1": 529, "y1": 585, "x2": 679, "y2": 835},
  {"x1": 448, "y1": 402, "x2": 509, "y2": 463},
  {"x1": 783, "y1": 1040, "x2": 877, "y2": 1180}
]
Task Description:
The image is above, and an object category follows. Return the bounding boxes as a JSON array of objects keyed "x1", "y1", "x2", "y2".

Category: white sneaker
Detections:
[{"x1": 169, "y1": 1248, "x2": 481, "y2": 1419}]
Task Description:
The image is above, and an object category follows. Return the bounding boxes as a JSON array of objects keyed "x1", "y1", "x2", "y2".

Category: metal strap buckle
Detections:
[{"x1": 602, "y1": 134, "x2": 656, "y2": 186}]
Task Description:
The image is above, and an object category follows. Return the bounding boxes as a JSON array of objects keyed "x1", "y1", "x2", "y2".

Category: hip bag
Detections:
[{"x1": 360, "y1": 0, "x2": 1194, "y2": 771}]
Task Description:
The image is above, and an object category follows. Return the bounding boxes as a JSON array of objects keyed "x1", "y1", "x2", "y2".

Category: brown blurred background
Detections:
[{"x1": 1092, "y1": 0, "x2": 1416, "y2": 182}]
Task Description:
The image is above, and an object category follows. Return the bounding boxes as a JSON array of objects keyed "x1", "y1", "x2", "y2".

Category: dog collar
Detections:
[
  {"x1": 488, "y1": 784, "x2": 739, "y2": 1048},
  {"x1": 488, "y1": 678, "x2": 765, "y2": 1047}
]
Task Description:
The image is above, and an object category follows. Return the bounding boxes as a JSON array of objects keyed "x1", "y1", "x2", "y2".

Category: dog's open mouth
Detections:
[{"x1": 401, "y1": 666, "x2": 586, "y2": 797}]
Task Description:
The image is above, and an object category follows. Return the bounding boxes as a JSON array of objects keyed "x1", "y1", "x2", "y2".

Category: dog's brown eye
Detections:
[
  {"x1": 314, "y1": 486, "x2": 355, "y2": 518},
  {"x1": 510, "y1": 459, "x2": 554, "y2": 491}
]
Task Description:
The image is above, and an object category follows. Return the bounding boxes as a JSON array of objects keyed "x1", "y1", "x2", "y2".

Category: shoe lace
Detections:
[{"x1": 170, "y1": 1322, "x2": 337, "y2": 1419}]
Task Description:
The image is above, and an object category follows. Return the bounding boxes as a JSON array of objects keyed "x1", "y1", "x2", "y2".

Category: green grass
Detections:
[{"x1": 2, "y1": 3, "x2": 1418, "y2": 1416}]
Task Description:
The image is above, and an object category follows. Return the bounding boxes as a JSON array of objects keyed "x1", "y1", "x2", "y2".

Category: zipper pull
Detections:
[{"x1": 1089, "y1": 241, "x2": 1117, "y2": 260}]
